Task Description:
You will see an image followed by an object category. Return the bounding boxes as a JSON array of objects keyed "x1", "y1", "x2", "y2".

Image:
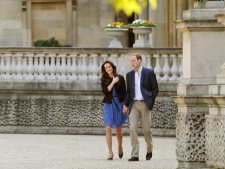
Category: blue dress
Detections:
[{"x1": 103, "y1": 88, "x2": 129, "y2": 128}]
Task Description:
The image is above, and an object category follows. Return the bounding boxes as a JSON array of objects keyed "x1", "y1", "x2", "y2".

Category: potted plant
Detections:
[
  {"x1": 127, "y1": 19, "x2": 156, "y2": 47},
  {"x1": 103, "y1": 22, "x2": 128, "y2": 48}
]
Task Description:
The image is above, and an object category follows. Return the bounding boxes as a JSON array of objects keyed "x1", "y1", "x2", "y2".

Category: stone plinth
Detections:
[{"x1": 174, "y1": 8, "x2": 225, "y2": 169}]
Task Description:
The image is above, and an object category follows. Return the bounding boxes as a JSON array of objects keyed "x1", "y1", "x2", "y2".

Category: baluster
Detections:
[
  {"x1": 0, "y1": 54, "x2": 5, "y2": 79},
  {"x1": 14, "y1": 54, "x2": 23, "y2": 79},
  {"x1": 161, "y1": 54, "x2": 170, "y2": 81},
  {"x1": 36, "y1": 54, "x2": 45, "y2": 80},
  {"x1": 69, "y1": 54, "x2": 77, "y2": 80},
  {"x1": 58, "y1": 54, "x2": 67, "y2": 80},
  {"x1": 88, "y1": 54, "x2": 93, "y2": 79},
  {"x1": 120, "y1": 54, "x2": 126, "y2": 76},
  {"x1": 67, "y1": 55, "x2": 72, "y2": 78},
  {"x1": 109, "y1": 54, "x2": 118, "y2": 67},
  {"x1": 11, "y1": 54, "x2": 16, "y2": 79},
  {"x1": 89, "y1": 54, "x2": 98, "y2": 80},
  {"x1": 109, "y1": 54, "x2": 119, "y2": 74},
  {"x1": 178, "y1": 54, "x2": 183, "y2": 80},
  {"x1": 55, "y1": 55, "x2": 60, "y2": 79},
  {"x1": 77, "y1": 56, "x2": 82, "y2": 79},
  {"x1": 22, "y1": 55, "x2": 28, "y2": 79},
  {"x1": 98, "y1": 54, "x2": 106, "y2": 78},
  {"x1": 79, "y1": 54, "x2": 88, "y2": 80},
  {"x1": 153, "y1": 54, "x2": 161, "y2": 81},
  {"x1": 48, "y1": 54, "x2": 56, "y2": 80},
  {"x1": 170, "y1": 54, "x2": 178, "y2": 81},
  {"x1": 33, "y1": 54, "x2": 39, "y2": 78},
  {"x1": 45, "y1": 54, "x2": 50, "y2": 79},
  {"x1": 101, "y1": 54, "x2": 109, "y2": 63},
  {"x1": 26, "y1": 54, "x2": 34, "y2": 79},
  {"x1": 4, "y1": 53, "x2": 12, "y2": 79},
  {"x1": 146, "y1": 54, "x2": 153, "y2": 69}
]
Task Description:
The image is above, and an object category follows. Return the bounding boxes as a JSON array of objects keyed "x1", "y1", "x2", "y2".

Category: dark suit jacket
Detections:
[
  {"x1": 124, "y1": 67, "x2": 158, "y2": 112},
  {"x1": 101, "y1": 74, "x2": 126, "y2": 104}
]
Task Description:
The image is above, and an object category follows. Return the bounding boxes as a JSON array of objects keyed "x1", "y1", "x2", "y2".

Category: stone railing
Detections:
[
  {"x1": 0, "y1": 47, "x2": 182, "y2": 136},
  {"x1": 0, "y1": 48, "x2": 183, "y2": 82}
]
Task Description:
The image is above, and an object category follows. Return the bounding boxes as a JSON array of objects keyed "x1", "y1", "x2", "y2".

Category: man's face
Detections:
[{"x1": 130, "y1": 55, "x2": 141, "y2": 69}]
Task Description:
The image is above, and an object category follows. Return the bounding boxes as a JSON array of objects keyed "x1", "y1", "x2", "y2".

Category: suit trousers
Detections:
[{"x1": 129, "y1": 101, "x2": 152, "y2": 158}]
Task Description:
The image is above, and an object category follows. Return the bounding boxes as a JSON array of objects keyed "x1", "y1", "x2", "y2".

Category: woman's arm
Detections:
[
  {"x1": 101, "y1": 76, "x2": 119, "y2": 94},
  {"x1": 107, "y1": 76, "x2": 119, "y2": 92}
]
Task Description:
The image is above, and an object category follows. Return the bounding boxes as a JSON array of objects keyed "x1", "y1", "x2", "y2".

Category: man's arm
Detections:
[{"x1": 150, "y1": 70, "x2": 159, "y2": 98}]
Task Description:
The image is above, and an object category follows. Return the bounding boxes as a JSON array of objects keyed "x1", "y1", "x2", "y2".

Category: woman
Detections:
[{"x1": 100, "y1": 60, "x2": 129, "y2": 160}]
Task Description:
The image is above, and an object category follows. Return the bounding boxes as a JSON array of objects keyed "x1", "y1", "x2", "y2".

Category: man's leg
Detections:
[
  {"x1": 129, "y1": 102, "x2": 140, "y2": 158},
  {"x1": 140, "y1": 102, "x2": 152, "y2": 154}
]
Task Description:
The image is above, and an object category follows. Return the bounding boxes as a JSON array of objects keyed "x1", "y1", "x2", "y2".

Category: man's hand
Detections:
[{"x1": 123, "y1": 105, "x2": 128, "y2": 114}]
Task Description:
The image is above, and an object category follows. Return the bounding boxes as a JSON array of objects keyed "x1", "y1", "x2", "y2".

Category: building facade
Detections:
[{"x1": 0, "y1": 0, "x2": 198, "y2": 48}]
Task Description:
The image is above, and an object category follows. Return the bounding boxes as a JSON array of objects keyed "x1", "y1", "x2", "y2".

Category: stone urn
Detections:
[
  {"x1": 131, "y1": 26, "x2": 152, "y2": 47},
  {"x1": 104, "y1": 28, "x2": 128, "y2": 48}
]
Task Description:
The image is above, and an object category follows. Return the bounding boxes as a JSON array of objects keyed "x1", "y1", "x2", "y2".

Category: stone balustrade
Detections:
[
  {"x1": 0, "y1": 47, "x2": 182, "y2": 136},
  {"x1": 0, "y1": 48, "x2": 183, "y2": 82}
]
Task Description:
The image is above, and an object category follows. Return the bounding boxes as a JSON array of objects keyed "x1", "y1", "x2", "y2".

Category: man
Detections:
[{"x1": 123, "y1": 53, "x2": 159, "y2": 161}]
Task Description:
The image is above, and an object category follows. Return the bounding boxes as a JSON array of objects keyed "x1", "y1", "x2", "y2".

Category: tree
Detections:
[{"x1": 106, "y1": 0, "x2": 157, "y2": 16}]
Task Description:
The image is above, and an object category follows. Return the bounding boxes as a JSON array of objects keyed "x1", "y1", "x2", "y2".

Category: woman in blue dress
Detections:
[{"x1": 100, "y1": 60, "x2": 129, "y2": 160}]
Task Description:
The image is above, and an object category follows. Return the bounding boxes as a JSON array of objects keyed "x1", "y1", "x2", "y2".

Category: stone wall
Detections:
[{"x1": 0, "y1": 80, "x2": 177, "y2": 136}]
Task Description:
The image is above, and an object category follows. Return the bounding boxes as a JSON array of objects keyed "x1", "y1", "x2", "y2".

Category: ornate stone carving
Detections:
[
  {"x1": 206, "y1": 115, "x2": 225, "y2": 168},
  {"x1": 0, "y1": 99, "x2": 177, "y2": 129},
  {"x1": 176, "y1": 112, "x2": 206, "y2": 161}
]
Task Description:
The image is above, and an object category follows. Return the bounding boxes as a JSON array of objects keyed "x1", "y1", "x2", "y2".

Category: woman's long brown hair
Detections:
[{"x1": 100, "y1": 60, "x2": 117, "y2": 86}]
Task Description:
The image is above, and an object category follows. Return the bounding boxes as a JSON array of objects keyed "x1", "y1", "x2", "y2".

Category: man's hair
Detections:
[{"x1": 131, "y1": 53, "x2": 142, "y2": 61}]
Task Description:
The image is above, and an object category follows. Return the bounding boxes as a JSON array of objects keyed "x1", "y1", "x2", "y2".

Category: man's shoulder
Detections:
[
  {"x1": 126, "y1": 70, "x2": 134, "y2": 75},
  {"x1": 143, "y1": 67, "x2": 154, "y2": 73}
]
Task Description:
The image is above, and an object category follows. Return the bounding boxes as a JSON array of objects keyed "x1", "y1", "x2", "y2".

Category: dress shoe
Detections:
[
  {"x1": 107, "y1": 154, "x2": 113, "y2": 160},
  {"x1": 146, "y1": 152, "x2": 152, "y2": 160},
  {"x1": 128, "y1": 157, "x2": 139, "y2": 161}
]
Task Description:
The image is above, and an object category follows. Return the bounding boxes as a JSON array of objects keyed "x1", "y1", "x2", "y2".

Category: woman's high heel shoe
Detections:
[
  {"x1": 119, "y1": 153, "x2": 123, "y2": 159},
  {"x1": 107, "y1": 154, "x2": 114, "y2": 160},
  {"x1": 118, "y1": 147, "x2": 123, "y2": 159}
]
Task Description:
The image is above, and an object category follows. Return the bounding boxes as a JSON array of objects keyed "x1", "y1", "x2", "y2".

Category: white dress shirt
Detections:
[{"x1": 133, "y1": 67, "x2": 144, "y2": 100}]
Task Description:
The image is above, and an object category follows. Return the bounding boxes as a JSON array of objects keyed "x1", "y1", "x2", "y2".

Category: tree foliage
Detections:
[{"x1": 106, "y1": 0, "x2": 157, "y2": 16}]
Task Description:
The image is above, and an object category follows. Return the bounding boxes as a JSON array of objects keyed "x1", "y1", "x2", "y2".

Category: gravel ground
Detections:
[{"x1": 0, "y1": 134, "x2": 177, "y2": 169}]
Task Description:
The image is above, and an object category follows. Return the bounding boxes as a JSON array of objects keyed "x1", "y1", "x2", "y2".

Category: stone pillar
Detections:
[
  {"x1": 204, "y1": 62, "x2": 225, "y2": 169},
  {"x1": 204, "y1": 13, "x2": 225, "y2": 169},
  {"x1": 173, "y1": 6, "x2": 225, "y2": 169}
]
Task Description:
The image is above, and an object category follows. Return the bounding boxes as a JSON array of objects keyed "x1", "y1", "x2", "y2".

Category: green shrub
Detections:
[{"x1": 33, "y1": 37, "x2": 71, "y2": 47}]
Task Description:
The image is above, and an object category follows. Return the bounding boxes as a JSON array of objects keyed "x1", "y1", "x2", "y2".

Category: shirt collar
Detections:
[{"x1": 136, "y1": 67, "x2": 142, "y2": 73}]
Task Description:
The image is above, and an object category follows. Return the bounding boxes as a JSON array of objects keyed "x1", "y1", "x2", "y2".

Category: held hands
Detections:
[{"x1": 123, "y1": 105, "x2": 128, "y2": 114}]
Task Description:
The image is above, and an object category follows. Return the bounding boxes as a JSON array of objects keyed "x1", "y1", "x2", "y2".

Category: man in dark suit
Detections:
[{"x1": 123, "y1": 53, "x2": 159, "y2": 162}]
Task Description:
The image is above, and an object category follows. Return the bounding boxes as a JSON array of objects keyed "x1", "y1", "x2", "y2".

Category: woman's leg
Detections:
[
  {"x1": 116, "y1": 127, "x2": 123, "y2": 155},
  {"x1": 106, "y1": 126, "x2": 113, "y2": 157}
]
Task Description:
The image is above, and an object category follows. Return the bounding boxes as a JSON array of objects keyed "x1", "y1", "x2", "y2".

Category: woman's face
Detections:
[{"x1": 104, "y1": 63, "x2": 113, "y2": 76}]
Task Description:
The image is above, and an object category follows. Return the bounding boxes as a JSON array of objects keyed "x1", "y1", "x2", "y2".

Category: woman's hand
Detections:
[{"x1": 112, "y1": 76, "x2": 119, "y2": 84}]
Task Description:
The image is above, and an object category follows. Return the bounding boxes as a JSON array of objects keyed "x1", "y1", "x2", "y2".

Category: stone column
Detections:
[{"x1": 173, "y1": 6, "x2": 225, "y2": 169}]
